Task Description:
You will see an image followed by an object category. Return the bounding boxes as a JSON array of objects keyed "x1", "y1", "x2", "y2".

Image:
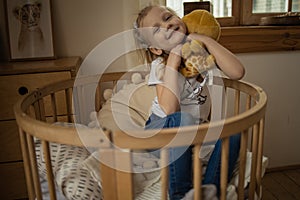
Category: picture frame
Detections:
[{"x1": 5, "y1": 0, "x2": 55, "y2": 61}]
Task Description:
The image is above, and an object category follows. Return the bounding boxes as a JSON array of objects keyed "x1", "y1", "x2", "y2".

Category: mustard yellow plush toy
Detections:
[{"x1": 180, "y1": 9, "x2": 221, "y2": 78}]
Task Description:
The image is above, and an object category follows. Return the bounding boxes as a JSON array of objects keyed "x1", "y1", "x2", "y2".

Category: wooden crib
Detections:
[{"x1": 14, "y1": 71, "x2": 267, "y2": 200}]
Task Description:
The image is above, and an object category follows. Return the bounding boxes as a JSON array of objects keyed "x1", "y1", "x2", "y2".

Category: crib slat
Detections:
[
  {"x1": 238, "y1": 94, "x2": 251, "y2": 200},
  {"x1": 161, "y1": 149, "x2": 169, "y2": 200},
  {"x1": 27, "y1": 104, "x2": 35, "y2": 118},
  {"x1": 26, "y1": 134, "x2": 43, "y2": 200},
  {"x1": 245, "y1": 94, "x2": 251, "y2": 115},
  {"x1": 65, "y1": 88, "x2": 73, "y2": 122},
  {"x1": 19, "y1": 128, "x2": 35, "y2": 199},
  {"x1": 238, "y1": 130, "x2": 248, "y2": 200},
  {"x1": 73, "y1": 85, "x2": 87, "y2": 123},
  {"x1": 246, "y1": 94, "x2": 252, "y2": 110},
  {"x1": 246, "y1": 95, "x2": 252, "y2": 151},
  {"x1": 234, "y1": 90, "x2": 240, "y2": 115},
  {"x1": 255, "y1": 118, "x2": 265, "y2": 198},
  {"x1": 38, "y1": 98, "x2": 47, "y2": 122},
  {"x1": 113, "y1": 80, "x2": 118, "y2": 93},
  {"x1": 193, "y1": 144, "x2": 202, "y2": 200},
  {"x1": 95, "y1": 84, "x2": 101, "y2": 112},
  {"x1": 33, "y1": 100, "x2": 42, "y2": 121},
  {"x1": 220, "y1": 137, "x2": 229, "y2": 200},
  {"x1": 50, "y1": 93, "x2": 58, "y2": 122},
  {"x1": 115, "y1": 150, "x2": 134, "y2": 200},
  {"x1": 99, "y1": 149, "x2": 118, "y2": 200},
  {"x1": 249, "y1": 123, "x2": 259, "y2": 200},
  {"x1": 42, "y1": 141, "x2": 57, "y2": 200}
]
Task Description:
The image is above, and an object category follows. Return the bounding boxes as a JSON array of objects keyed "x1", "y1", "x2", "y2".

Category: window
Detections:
[
  {"x1": 167, "y1": 0, "x2": 300, "y2": 26},
  {"x1": 166, "y1": 0, "x2": 300, "y2": 53},
  {"x1": 253, "y1": 0, "x2": 300, "y2": 13},
  {"x1": 242, "y1": 0, "x2": 300, "y2": 25}
]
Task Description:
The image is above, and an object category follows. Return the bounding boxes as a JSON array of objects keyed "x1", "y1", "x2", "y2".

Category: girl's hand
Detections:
[{"x1": 166, "y1": 44, "x2": 183, "y2": 70}]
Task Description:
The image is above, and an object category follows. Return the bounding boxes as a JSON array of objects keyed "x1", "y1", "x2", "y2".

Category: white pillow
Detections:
[{"x1": 97, "y1": 81, "x2": 156, "y2": 132}]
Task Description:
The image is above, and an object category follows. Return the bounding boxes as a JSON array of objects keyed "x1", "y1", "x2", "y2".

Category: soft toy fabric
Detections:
[
  {"x1": 180, "y1": 39, "x2": 216, "y2": 77},
  {"x1": 180, "y1": 9, "x2": 221, "y2": 78},
  {"x1": 182, "y1": 9, "x2": 221, "y2": 41}
]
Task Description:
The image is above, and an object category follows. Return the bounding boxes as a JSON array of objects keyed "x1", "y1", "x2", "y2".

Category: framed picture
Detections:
[{"x1": 5, "y1": 0, "x2": 55, "y2": 60}]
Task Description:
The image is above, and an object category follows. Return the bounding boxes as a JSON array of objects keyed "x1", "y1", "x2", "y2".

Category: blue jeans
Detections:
[
  {"x1": 145, "y1": 112, "x2": 240, "y2": 199},
  {"x1": 145, "y1": 112, "x2": 194, "y2": 200},
  {"x1": 203, "y1": 133, "x2": 241, "y2": 196}
]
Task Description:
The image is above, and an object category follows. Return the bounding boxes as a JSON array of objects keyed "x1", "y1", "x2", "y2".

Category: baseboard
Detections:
[{"x1": 265, "y1": 164, "x2": 300, "y2": 173}]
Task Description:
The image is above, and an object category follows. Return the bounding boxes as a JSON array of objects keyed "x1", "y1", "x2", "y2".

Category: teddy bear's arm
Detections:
[{"x1": 181, "y1": 39, "x2": 217, "y2": 77}]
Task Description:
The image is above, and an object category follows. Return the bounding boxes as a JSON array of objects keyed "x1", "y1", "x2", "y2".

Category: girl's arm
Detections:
[
  {"x1": 189, "y1": 33, "x2": 245, "y2": 80},
  {"x1": 156, "y1": 45, "x2": 182, "y2": 115}
]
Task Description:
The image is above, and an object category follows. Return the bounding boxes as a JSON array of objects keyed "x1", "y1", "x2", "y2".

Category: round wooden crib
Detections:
[{"x1": 14, "y1": 71, "x2": 267, "y2": 200}]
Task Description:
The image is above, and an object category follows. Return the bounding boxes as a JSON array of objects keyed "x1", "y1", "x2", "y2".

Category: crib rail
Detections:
[{"x1": 14, "y1": 72, "x2": 267, "y2": 200}]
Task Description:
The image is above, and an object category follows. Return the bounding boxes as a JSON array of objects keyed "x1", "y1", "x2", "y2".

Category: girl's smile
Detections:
[{"x1": 139, "y1": 6, "x2": 187, "y2": 51}]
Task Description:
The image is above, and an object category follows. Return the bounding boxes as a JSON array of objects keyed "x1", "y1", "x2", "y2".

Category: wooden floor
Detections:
[{"x1": 262, "y1": 168, "x2": 300, "y2": 200}]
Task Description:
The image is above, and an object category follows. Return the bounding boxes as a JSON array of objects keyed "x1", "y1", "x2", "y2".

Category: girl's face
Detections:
[{"x1": 140, "y1": 6, "x2": 187, "y2": 52}]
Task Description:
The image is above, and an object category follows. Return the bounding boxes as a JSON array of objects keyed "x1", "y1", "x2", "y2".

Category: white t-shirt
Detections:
[{"x1": 148, "y1": 57, "x2": 208, "y2": 119}]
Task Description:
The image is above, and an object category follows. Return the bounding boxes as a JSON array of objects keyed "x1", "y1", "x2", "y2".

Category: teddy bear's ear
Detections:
[{"x1": 182, "y1": 9, "x2": 221, "y2": 41}]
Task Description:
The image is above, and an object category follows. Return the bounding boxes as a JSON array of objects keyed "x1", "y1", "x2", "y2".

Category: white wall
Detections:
[
  {"x1": 1, "y1": 0, "x2": 299, "y2": 168},
  {"x1": 51, "y1": 0, "x2": 126, "y2": 59},
  {"x1": 238, "y1": 51, "x2": 300, "y2": 168}
]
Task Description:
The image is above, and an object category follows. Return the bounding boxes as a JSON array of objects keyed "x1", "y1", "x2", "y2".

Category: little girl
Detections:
[{"x1": 134, "y1": 5, "x2": 245, "y2": 199}]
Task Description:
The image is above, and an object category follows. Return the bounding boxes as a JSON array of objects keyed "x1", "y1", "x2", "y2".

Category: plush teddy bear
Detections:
[{"x1": 180, "y1": 9, "x2": 221, "y2": 78}]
